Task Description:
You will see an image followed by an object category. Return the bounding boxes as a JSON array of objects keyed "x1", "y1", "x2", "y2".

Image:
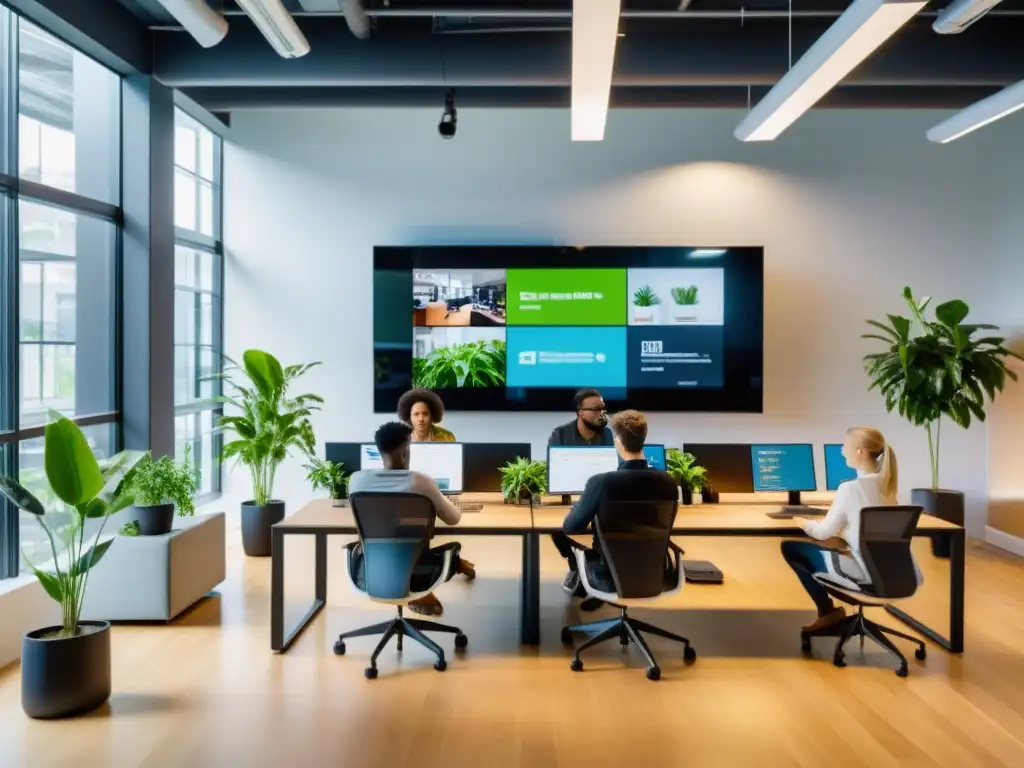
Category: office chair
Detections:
[
  {"x1": 801, "y1": 505, "x2": 927, "y2": 677},
  {"x1": 335, "y1": 492, "x2": 468, "y2": 679},
  {"x1": 561, "y1": 500, "x2": 696, "y2": 681}
]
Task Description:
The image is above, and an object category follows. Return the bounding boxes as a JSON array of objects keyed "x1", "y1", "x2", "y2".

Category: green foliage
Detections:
[
  {"x1": 305, "y1": 457, "x2": 349, "y2": 499},
  {"x1": 633, "y1": 284, "x2": 661, "y2": 307},
  {"x1": 499, "y1": 457, "x2": 547, "y2": 500},
  {"x1": 666, "y1": 449, "x2": 708, "y2": 491},
  {"x1": 130, "y1": 444, "x2": 199, "y2": 516},
  {"x1": 215, "y1": 350, "x2": 323, "y2": 507},
  {"x1": 119, "y1": 521, "x2": 140, "y2": 537},
  {"x1": 670, "y1": 286, "x2": 699, "y2": 306},
  {"x1": 863, "y1": 286, "x2": 1021, "y2": 491},
  {"x1": 0, "y1": 415, "x2": 144, "y2": 637},
  {"x1": 414, "y1": 340, "x2": 506, "y2": 389}
]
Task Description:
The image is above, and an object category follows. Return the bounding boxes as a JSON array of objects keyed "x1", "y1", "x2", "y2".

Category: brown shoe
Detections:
[
  {"x1": 457, "y1": 559, "x2": 476, "y2": 580},
  {"x1": 802, "y1": 607, "x2": 846, "y2": 633},
  {"x1": 408, "y1": 593, "x2": 444, "y2": 616}
]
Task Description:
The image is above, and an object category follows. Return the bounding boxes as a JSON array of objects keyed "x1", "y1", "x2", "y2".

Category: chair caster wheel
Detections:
[
  {"x1": 455, "y1": 634, "x2": 468, "y2": 650},
  {"x1": 561, "y1": 627, "x2": 573, "y2": 645},
  {"x1": 833, "y1": 656, "x2": 846, "y2": 668},
  {"x1": 800, "y1": 635, "x2": 811, "y2": 653},
  {"x1": 915, "y1": 647, "x2": 927, "y2": 661},
  {"x1": 570, "y1": 658, "x2": 583, "y2": 672},
  {"x1": 684, "y1": 646, "x2": 697, "y2": 663},
  {"x1": 896, "y1": 665, "x2": 909, "y2": 678},
  {"x1": 364, "y1": 667, "x2": 378, "y2": 679},
  {"x1": 434, "y1": 659, "x2": 448, "y2": 672},
  {"x1": 333, "y1": 641, "x2": 346, "y2": 655},
  {"x1": 646, "y1": 666, "x2": 661, "y2": 681}
]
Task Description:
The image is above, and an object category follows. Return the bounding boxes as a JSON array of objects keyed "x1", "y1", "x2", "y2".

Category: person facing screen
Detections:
[
  {"x1": 553, "y1": 410, "x2": 679, "y2": 612},
  {"x1": 398, "y1": 388, "x2": 455, "y2": 443},
  {"x1": 348, "y1": 421, "x2": 474, "y2": 617},
  {"x1": 781, "y1": 426, "x2": 899, "y2": 633},
  {"x1": 547, "y1": 388, "x2": 615, "y2": 447}
]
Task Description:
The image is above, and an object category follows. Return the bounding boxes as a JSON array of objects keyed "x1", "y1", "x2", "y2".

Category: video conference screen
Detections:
[{"x1": 373, "y1": 246, "x2": 763, "y2": 413}]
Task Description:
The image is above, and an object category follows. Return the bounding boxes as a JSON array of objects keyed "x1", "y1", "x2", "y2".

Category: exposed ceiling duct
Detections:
[
  {"x1": 153, "y1": 0, "x2": 227, "y2": 48},
  {"x1": 933, "y1": 0, "x2": 1006, "y2": 32},
  {"x1": 341, "y1": 0, "x2": 370, "y2": 39},
  {"x1": 235, "y1": 0, "x2": 311, "y2": 58}
]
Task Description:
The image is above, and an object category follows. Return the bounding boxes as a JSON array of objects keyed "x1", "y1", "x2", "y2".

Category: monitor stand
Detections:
[
  {"x1": 561, "y1": 494, "x2": 572, "y2": 506},
  {"x1": 788, "y1": 490, "x2": 802, "y2": 506}
]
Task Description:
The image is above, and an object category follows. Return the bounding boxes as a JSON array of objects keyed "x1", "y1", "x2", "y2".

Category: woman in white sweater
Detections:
[{"x1": 781, "y1": 426, "x2": 899, "y2": 633}]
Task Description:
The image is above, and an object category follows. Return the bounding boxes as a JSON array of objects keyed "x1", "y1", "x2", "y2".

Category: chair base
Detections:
[
  {"x1": 333, "y1": 606, "x2": 467, "y2": 678},
  {"x1": 562, "y1": 607, "x2": 696, "y2": 681},
  {"x1": 801, "y1": 606, "x2": 926, "y2": 677}
]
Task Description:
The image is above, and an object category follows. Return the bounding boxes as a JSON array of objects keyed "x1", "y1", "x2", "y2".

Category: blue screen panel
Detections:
[
  {"x1": 643, "y1": 444, "x2": 667, "y2": 470},
  {"x1": 824, "y1": 443, "x2": 858, "y2": 490},
  {"x1": 750, "y1": 444, "x2": 816, "y2": 492},
  {"x1": 506, "y1": 326, "x2": 627, "y2": 388}
]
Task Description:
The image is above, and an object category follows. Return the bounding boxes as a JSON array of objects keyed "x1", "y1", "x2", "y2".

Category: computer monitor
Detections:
[
  {"x1": 824, "y1": 443, "x2": 857, "y2": 491},
  {"x1": 750, "y1": 444, "x2": 816, "y2": 502},
  {"x1": 359, "y1": 442, "x2": 465, "y2": 493},
  {"x1": 682, "y1": 444, "x2": 754, "y2": 494},
  {"x1": 464, "y1": 443, "x2": 532, "y2": 493},
  {"x1": 642, "y1": 444, "x2": 667, "y2": 471},
  {"x1": 548, "y1": 446, "x2": 619, "y2": 496}
]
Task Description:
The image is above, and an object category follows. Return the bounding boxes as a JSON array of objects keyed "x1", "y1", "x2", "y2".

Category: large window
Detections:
[
  {"x1": 0, "y1": 13, "x2": 122, "y2": 578},
  {"x1": 173, "y1": 109, "x2": 223, "y2": 498}
]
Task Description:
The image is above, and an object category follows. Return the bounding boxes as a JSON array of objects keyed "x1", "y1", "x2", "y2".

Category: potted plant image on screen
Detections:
[
  {"x1": 632, "y1": 284, "x2": 661, "y2": 324},
  {"x1": 670, "y1": 285, "x2": 700, "y2": 323},
  {"x1": 413, "y1": 326, "x2": 507, "y2": 388}
]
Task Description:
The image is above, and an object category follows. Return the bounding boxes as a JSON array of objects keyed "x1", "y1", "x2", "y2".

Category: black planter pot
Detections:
[
  {"x1": 911, "y1": 488, "x2": 964, "y2": 558},
  {"x1": 241, "y1": 500, "x2": 285, "y2": 557},
  {"x1": 134, "y1": 503, "x2": 174, "y2": 535},
  {"x1": 22, "y1": 621, "x2": 111, "y2": 719},
  {"x1": 703, "y1": 489, "x2": 720, "y2": 504},
  {"x1": 680, "y1": 487, "x2": 693, "y2": 506}
]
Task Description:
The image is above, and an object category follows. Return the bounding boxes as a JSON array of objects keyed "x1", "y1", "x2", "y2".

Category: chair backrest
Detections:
[
  {"x1": 858, "y1": 505, "x2": 922, "y2": 599},
  {"x1": 594, "y1": 499, "x2": 678, "y2": 599},
  {"x1": 349, "y1": 492, "x2": 436, "y2": 600}
]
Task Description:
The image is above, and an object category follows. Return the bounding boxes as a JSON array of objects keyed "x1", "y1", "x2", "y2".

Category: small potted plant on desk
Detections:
[
  {"x1": 305, "y1": 456, "x2": 350, "y2": 507},
  {"x1": 119, "y1": 445, "x2": 199, "y2": 536},
  {"x1": 864, "y1": 287, "x2": 1021, "y2": 556},
  {"x1": 0, "y1": 415, "x2": 143, "y2": 718},
  {"x1": 666, "y1": 449, "x2": 708, "y2": 505},
  {"x1": 499, "y1": 457, "x2": 547, "y2": 505}
]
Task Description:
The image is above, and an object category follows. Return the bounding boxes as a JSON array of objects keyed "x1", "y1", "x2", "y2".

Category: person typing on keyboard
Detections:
[{"x1": 781, "y1": 427, "x2": 899, "y2": 633}]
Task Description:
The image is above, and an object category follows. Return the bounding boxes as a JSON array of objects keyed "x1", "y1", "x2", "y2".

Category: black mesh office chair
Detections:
[
  {"x1": 335, "y1": 492, "x2": 467, "y2": 679},
  {"x1": 802, "y1": 505, "x2": 927, "y2": 677},
  {"x1": 561, "y1": 500, "x2": 696, "y2": 681}
]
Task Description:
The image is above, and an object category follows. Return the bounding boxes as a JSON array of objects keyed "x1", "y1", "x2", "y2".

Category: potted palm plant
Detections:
[
  {"x1": 499, "y1": 457, "x2": 547, "y2": 505},
  {"x1": 305, "y1": 456, "x2": 350, "y2": 507},
  {"x1": 670, "y1": 285, "x2": 700, "y2": 323},
  {"x1": 632, "y1": 284, "x2": 661, "y2": 324},
  {"x1": 666, "y1": 449, "x2": 708, "y2": 505},
  {"x1": 217, "y1": 349, "x2": 322, "y2": 557},
  {"x1": 0, "y1": 415, "x2": 143, "y2": 718},
  {"x1": 120, "y1": 445, "x2": 199, "y2": 536},
  {"x1": 864, "y1": 287, "x2": 1020, "y2": 555}
]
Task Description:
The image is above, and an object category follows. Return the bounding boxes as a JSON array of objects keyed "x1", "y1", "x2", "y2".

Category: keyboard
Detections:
[
  {"x1": 454, "y1": 501, "x2": 483, "y2": 513},
  {"x1": 780, "y1": 505, "x2": 827, "y2": 517}
]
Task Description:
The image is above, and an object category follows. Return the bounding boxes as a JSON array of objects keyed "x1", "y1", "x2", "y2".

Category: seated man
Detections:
[
  {"x1": 554, "y1": 409, "x2": 679, "y2": 611},
  {"x1": 347, "y1": 421, "x2": 465, "y2": 617},
  {"x1": 548, "y1": 388, "x2": 615, "y2": 447}
]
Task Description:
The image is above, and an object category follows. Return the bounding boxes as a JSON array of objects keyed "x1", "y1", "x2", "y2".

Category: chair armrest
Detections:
[
  {"x1": 667, "y1": 540, "x2": 685, "y2": 556},
  {"x1": 563, "y1": 536, "x2": 591, "y2": 552}
]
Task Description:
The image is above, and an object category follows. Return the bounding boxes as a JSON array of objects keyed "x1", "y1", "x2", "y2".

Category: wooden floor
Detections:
[{"x1": 3, "y1": 526, "x2": 1024, "y2": 768}]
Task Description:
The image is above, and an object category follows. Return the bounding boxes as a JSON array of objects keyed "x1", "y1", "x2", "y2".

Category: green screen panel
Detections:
[{"x1": 506, "y1": 268, "x2": 627, "y2": 326}]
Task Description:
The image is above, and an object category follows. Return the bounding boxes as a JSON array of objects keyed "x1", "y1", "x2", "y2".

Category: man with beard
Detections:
[{"x1": 548, "y1": 389, "x2": 615, "y2": 610}]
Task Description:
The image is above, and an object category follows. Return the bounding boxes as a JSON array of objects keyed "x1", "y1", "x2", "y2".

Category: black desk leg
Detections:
[
  {"x1": 521, "y1": 532, "x2": 540, "y2": 645},
  {"x1": 886, "y1": 528, "x2": 965, "y2": 653},
  {"x1": 271, "y1": 530, "x2": 328, "y2": 653}
]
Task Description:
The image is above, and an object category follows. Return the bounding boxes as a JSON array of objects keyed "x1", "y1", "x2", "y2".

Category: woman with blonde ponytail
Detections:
[{"x1": 781, "y1": 427, "x2": 899, "y2": 633}]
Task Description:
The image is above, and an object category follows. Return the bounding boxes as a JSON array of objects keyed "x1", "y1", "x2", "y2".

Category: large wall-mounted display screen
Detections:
[{"x1": 373, "y1": 246, "x2": 763, "y2": 413}]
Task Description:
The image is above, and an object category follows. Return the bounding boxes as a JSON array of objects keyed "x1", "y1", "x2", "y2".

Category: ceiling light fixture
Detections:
[
  {"x1": 734, "y1": 0, "x2": 926, "y2": 142},
  {"x1": 154, "y1": 0, "x2": 228, "y2": 48},
  {"x1": 235, "y1": 0, "x2": 311, "y2": 58},
  {"x1": 571, "y1": 0, "x2": 622, "y2": 142},
  {"x1": 689, "y1": 249, "x2": 728, "y2": 258},
  {"x1": 927, "y1": 80, "x2": 1024, "y2": 143}
]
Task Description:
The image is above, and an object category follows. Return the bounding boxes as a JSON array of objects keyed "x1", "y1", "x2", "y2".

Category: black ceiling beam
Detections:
[
  {"x1": 183, "y1": 84, "x2": 1003, "y2": 111},
  {"x1": 153, "y1": 17, "x2": 1024, "y2": 88},
  {"x1": 4, "y1": 0, "x2": 152, "y2": 74}
]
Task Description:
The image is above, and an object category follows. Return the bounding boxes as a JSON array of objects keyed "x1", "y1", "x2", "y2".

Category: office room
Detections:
[{"x1": 2, "y1": 0, "x2": 1024, "y2": 765}]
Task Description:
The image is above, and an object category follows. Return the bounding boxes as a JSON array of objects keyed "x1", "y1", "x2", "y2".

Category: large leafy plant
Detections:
[
  {"x1": 0, "y1": 416, "x2": 143, "y2": 638},
  {"x1": 499, "y1": 457, "x2": 547, "y2": 501},
  {"x1": 414, "y1": 340, "x2": 506, "y2": 389},
  {"x1": 217, "y1": 350, "x2": 323, "y2": 506},
  {"x1": 666, "y1": 449, "x2": 707, "y2": 491},
  {"x1": 864, "y1": 287, "x2": 1020, "y2": 492}
]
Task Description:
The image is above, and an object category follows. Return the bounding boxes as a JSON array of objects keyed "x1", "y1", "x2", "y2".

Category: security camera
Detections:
[{"x1": 438, "y1": 89, "x2": 457, "y2": 139}]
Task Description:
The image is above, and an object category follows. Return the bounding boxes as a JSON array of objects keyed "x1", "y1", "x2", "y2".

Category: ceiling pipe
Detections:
[
  {"x1": 341, "y1": 0, "x2": 370, "y2": 38},
  {"x1": 154, "y1": 0, "x2": 228, "y2": 47}
]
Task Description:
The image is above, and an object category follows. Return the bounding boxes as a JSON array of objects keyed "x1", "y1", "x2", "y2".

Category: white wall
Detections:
[{"x1": 222, "y1": 108, "x2": 1024, "y2": 535}]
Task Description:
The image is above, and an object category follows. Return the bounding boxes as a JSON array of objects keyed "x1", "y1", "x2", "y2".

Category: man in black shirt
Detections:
[
  {"x1": 555, "y1": 409, "x2": 679, "y2": 610},
  {"x1": 547, "y1": 388, "x2": 615, "y2": 447}
]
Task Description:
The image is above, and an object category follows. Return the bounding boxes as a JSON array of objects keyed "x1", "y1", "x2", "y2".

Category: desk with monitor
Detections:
[{"x1": 546, "y1": 444, "x2": 667, "y2": 505}]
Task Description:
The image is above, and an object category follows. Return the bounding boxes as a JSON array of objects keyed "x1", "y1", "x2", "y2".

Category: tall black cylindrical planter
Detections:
[
  {"x1": 241, "y1": 500, "x2": 285, "y2": 557},
  {"x1": 911, "y1": 488, "x2": 964, "y2": 558},
  {"x1": 22, "y1": 621, "x2": 111, "y2": 719},
  {"x1": 134, "y1": 503, "x2": 174, "y2": 536},
  {"x1": 680, "y1": 487, "x2": 693, "y2": 506}
]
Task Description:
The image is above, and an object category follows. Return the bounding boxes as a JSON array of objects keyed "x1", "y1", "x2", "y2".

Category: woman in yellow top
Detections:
[{"x1": 397, "y1": 388, "x2": 475, "y2": 615}]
